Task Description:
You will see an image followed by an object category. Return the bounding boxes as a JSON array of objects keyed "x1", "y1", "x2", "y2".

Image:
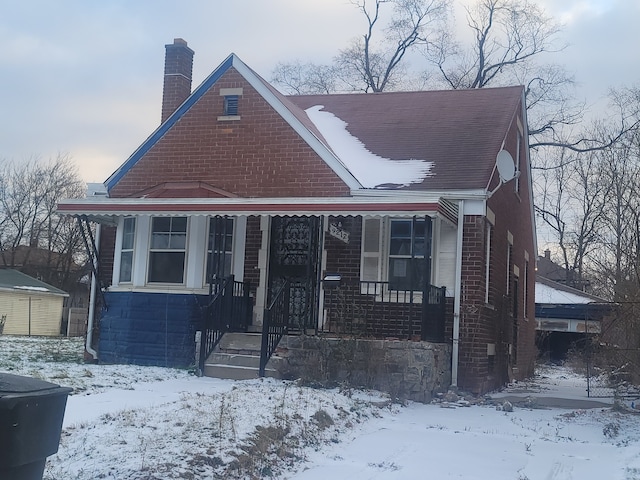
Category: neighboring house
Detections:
[
  {"x1": 537, "y1": 249, "x2": 591, "y2": 292},
  {"x1": 0, "y1": 268, "x2": 69, "y2": 336},
  {"x1": 58, "y1": 39, "x2": 537, "y2": 395},
  {"x1": 535, "y1": 276, "x2": 610, "y2": 362}
]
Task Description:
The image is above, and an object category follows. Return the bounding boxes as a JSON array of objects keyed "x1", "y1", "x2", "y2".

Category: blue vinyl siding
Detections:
[{"x1": 98, "y1": 291, "x2": 207, "y2": 368}]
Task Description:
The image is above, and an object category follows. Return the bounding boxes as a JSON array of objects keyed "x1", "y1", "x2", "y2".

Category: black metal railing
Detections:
[
  {"x1": 198, "y1": 276, "x2": 252, "y2": 374},
  {"x1": 322, "y1": 280, "x2": 447, "y2": 342},
  {"x1": 259, "y1": 280, "x2": 290, "y2": 377},
  {"x1": 78, "y1": 215, "x2": 108, "y2": 310},
  {"x1": 422, "y1": 283, "x2": 447, "y2": 342}
]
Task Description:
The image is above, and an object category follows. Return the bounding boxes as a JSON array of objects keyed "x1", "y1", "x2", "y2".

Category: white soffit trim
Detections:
[
  {"x1": 463, "y1": 199, "x2": 486, "y2": 216},
  {"x1": 351, "y1": 188, "x2": 488, "y2": 200},
  {"x1": 57, "y1": 196, "x2": 443, "y2": 219}
]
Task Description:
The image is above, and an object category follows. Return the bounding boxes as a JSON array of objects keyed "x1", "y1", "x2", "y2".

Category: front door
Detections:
[{"x1": 267, "y1": 216, "x2": 321, "y2": 331}]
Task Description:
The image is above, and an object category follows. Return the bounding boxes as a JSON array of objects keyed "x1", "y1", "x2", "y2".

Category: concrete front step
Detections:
[
  {"x1": 218, "y1": 332, "x2": 262, "y2": 352},
  {"x1": 203, "y1": 362, "x2": 281, "y2": 380},
  {"x1": 203, "y1": 331, "x2": 285, "y2": 380},
  {"x1": 203, "y1": 358, "x2": 280, "y2": 380},
  {"x1": 207, "y1": 352, "x2": 261, "y2": 368}
]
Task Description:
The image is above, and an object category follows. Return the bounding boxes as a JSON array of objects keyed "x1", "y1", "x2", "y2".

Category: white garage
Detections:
[{"x1": 0, "y1": 269, "x2": 69, "y2": 336}]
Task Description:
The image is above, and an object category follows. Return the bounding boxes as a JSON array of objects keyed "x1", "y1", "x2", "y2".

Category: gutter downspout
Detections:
[
  {"x1": 85, "y1": 223, "x2": 101, "y2": 360},
  {"x1": 451, "y1": 200, "x2": 464, "y2": 388}
]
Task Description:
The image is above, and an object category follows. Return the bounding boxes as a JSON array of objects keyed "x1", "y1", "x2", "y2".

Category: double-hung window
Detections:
[
  {"x1": 361, "y1": 216, "x2": 432, "y2": 293},
  {"x1": 119, "y1": 217, "x2": 136, "y2": 283},
  {"x1": 206, "y1": 217, "x2": 234, "y2": 283},
  {"x1": 388, "y1": 219, "x2": 429, "y2": 291},
  {"x1": 148, "y1": 217, "x2": 187, "y2": 284}
]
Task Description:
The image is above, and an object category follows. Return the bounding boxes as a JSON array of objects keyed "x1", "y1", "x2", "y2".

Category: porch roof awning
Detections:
[{"x1": 58, "y1": 196, "x2": 456, "y2": 224}]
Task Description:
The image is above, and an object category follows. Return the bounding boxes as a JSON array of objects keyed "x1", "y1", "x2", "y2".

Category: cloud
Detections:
[{"x1": 1, "y1": 0, "x2": 638, "y2": 184}]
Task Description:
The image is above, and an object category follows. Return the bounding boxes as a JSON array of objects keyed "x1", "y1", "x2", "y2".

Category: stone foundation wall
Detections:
[{"x1": 276, "y1": 336, "x2": 451, "y2": 403}]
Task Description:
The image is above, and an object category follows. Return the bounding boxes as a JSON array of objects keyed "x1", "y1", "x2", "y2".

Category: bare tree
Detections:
[
  {"x1": 272, "y1": 0, "x2": 449, "y2": 93},
  {"x1": 429, "y1": 0, "x2": 564, "y2": 89},
  {"x1": 535, "y1": 129, "x2": 617, "y2": 291},
  {"x1": 0, "y1": 154, "x2": 85, "y2": 291},
  {"x1": 271, "y1": 61, "x2": 339, "y2": 95}
]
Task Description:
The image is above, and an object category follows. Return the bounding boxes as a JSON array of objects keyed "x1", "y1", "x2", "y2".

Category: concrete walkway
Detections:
[{"x1": 488, "y1": 365, "x2": 616, "y2": 409}]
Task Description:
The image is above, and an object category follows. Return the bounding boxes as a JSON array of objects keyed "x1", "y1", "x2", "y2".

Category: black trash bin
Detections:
[{"x1": 0, "y1": 373, "x2": 73, "y2": 480}]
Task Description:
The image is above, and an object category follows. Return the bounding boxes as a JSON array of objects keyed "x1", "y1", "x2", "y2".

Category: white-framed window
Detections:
[
  {"x1": 388, "y1": 218, "x2": 429, "y2": 291},
  {"x1": 206, "y1": 217, "x2": 234, "y2": 283},
  {"x1": 218, "y1": 88, "x2": 243, "y2": 121},
  {"x1": 118, "y1": 217, "x2": 136, "y2": 283},
  {"x1": 147, "y1": 216, "x2": 188, "y2": 284},
  {"x1": 361, "y1": 216, "x2": 432, "y2": 293}
]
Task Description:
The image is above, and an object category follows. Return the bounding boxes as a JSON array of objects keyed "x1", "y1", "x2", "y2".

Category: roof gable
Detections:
[
  {"x1": 104, "y1": 52, "x2": 525, "y2": 195},
  {"x1": 105, "y1": 54, "x2": 361, "y2": 194}
]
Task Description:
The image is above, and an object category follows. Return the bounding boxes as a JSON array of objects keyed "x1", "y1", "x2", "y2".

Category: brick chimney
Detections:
[{"x1": 161, "y1": 38, "x2": 194, "y2": 123}]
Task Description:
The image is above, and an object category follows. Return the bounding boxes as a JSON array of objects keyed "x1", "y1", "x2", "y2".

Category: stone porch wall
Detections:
[{"x1": 275, "y1": 336, "x2": 451, "y2": 403}]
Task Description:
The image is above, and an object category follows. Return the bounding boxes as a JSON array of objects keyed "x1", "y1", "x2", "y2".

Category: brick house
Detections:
[{"x1": 59, "y1": 39, "x2": 537, "y2": 396}]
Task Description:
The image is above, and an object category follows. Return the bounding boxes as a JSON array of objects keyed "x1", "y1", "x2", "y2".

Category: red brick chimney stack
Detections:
[{"x1": 161, "y1": 38, "x2": 194, "y2": 123}]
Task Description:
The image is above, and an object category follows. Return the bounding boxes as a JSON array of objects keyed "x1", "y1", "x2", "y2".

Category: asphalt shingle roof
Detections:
[{"x1": 287, "y1": 86, "x2": 524, "y2": 191}]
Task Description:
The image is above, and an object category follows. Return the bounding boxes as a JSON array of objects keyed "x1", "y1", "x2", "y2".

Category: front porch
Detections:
[
  {"x1": 62, "y1": 196, "x2": 458, "y2": 398},
  {"x1": 197, "y1": 274, "x2": 450, "y2": 391}
]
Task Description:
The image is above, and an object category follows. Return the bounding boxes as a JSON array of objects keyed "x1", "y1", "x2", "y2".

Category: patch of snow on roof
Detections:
[
  {"x1": 535, "y1": 282, "x2": 592, "y2": 304},
  {"x1": 305, "y1": 105, "x2": 433, "y2": 188},
  {"x1": 14, "y1": 285, "x2": 50, "y2": 292}
]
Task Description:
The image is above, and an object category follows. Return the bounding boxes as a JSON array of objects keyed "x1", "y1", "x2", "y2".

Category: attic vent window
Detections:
[
  {"x1": 224, "y1": 95, "x2": 239, "y2": 116},
  {"x1": 218, "y1": 87, "x2": 243, "y2": 121}
]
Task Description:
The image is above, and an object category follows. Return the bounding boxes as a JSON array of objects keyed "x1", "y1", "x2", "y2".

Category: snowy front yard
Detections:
[{"x1": 1, "y1": 335, "x2": 640, "y2": 479}]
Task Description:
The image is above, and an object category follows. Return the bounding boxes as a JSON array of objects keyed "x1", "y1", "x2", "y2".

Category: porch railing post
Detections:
[{"x1": 259, "y1": 308, "x2": 270, "y2": 377}]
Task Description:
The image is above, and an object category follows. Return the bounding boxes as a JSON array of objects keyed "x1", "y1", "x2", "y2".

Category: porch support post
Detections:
[
  {"x1": 451, "y1": 200, "x2": 464, "y2": 388},
  {"x1": 86, "y1": 223, "x2": 101, "y2": 360},
  {"x1": 254, "y1": 215, "x2": 271, "y2": 326}
]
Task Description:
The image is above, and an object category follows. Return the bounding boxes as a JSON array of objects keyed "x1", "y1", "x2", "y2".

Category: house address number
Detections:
[{"x1": 329, "y1": 222, "x2": 350, "y2": 244}]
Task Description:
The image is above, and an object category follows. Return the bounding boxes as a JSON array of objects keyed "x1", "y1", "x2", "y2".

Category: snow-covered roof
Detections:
[
  {"x1": 102, "y1": 53, "x2": 525, "y2": 194},
  {"x1": 305, "y1": 105, "x2": 433, "y2": 188},
  {"x1": 535, "y1": 276, "x2": 606, "y2": 305},
  {"x1": 535, "y1": 282, "x2": 592, "y2": 304}
]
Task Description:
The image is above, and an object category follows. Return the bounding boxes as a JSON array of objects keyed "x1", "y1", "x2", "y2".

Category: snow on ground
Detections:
[{"x1": 2, "y1": 335, "x2": 640, "y2": 479}]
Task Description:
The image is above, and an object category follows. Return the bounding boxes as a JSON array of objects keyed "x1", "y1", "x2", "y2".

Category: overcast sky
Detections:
[{"x1": 1, "y1": 0, "x2": 639, "y2": 184}]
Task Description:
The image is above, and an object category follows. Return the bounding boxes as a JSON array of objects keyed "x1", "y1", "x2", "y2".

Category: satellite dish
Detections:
[{"x1": 496, "y1": 149, "x2": 516, "y2": 183}]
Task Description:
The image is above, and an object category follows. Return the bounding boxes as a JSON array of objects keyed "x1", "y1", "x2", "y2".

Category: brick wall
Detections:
[
  {"x1": 161, "y1": 39, "x2": 194, "y2": 123},
  {"x1": 110, "y1": 69, "x2": 351, "y2": 199},
  {"x1": 456, "y1": 99, "x2": 537, "y2": 394}
]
